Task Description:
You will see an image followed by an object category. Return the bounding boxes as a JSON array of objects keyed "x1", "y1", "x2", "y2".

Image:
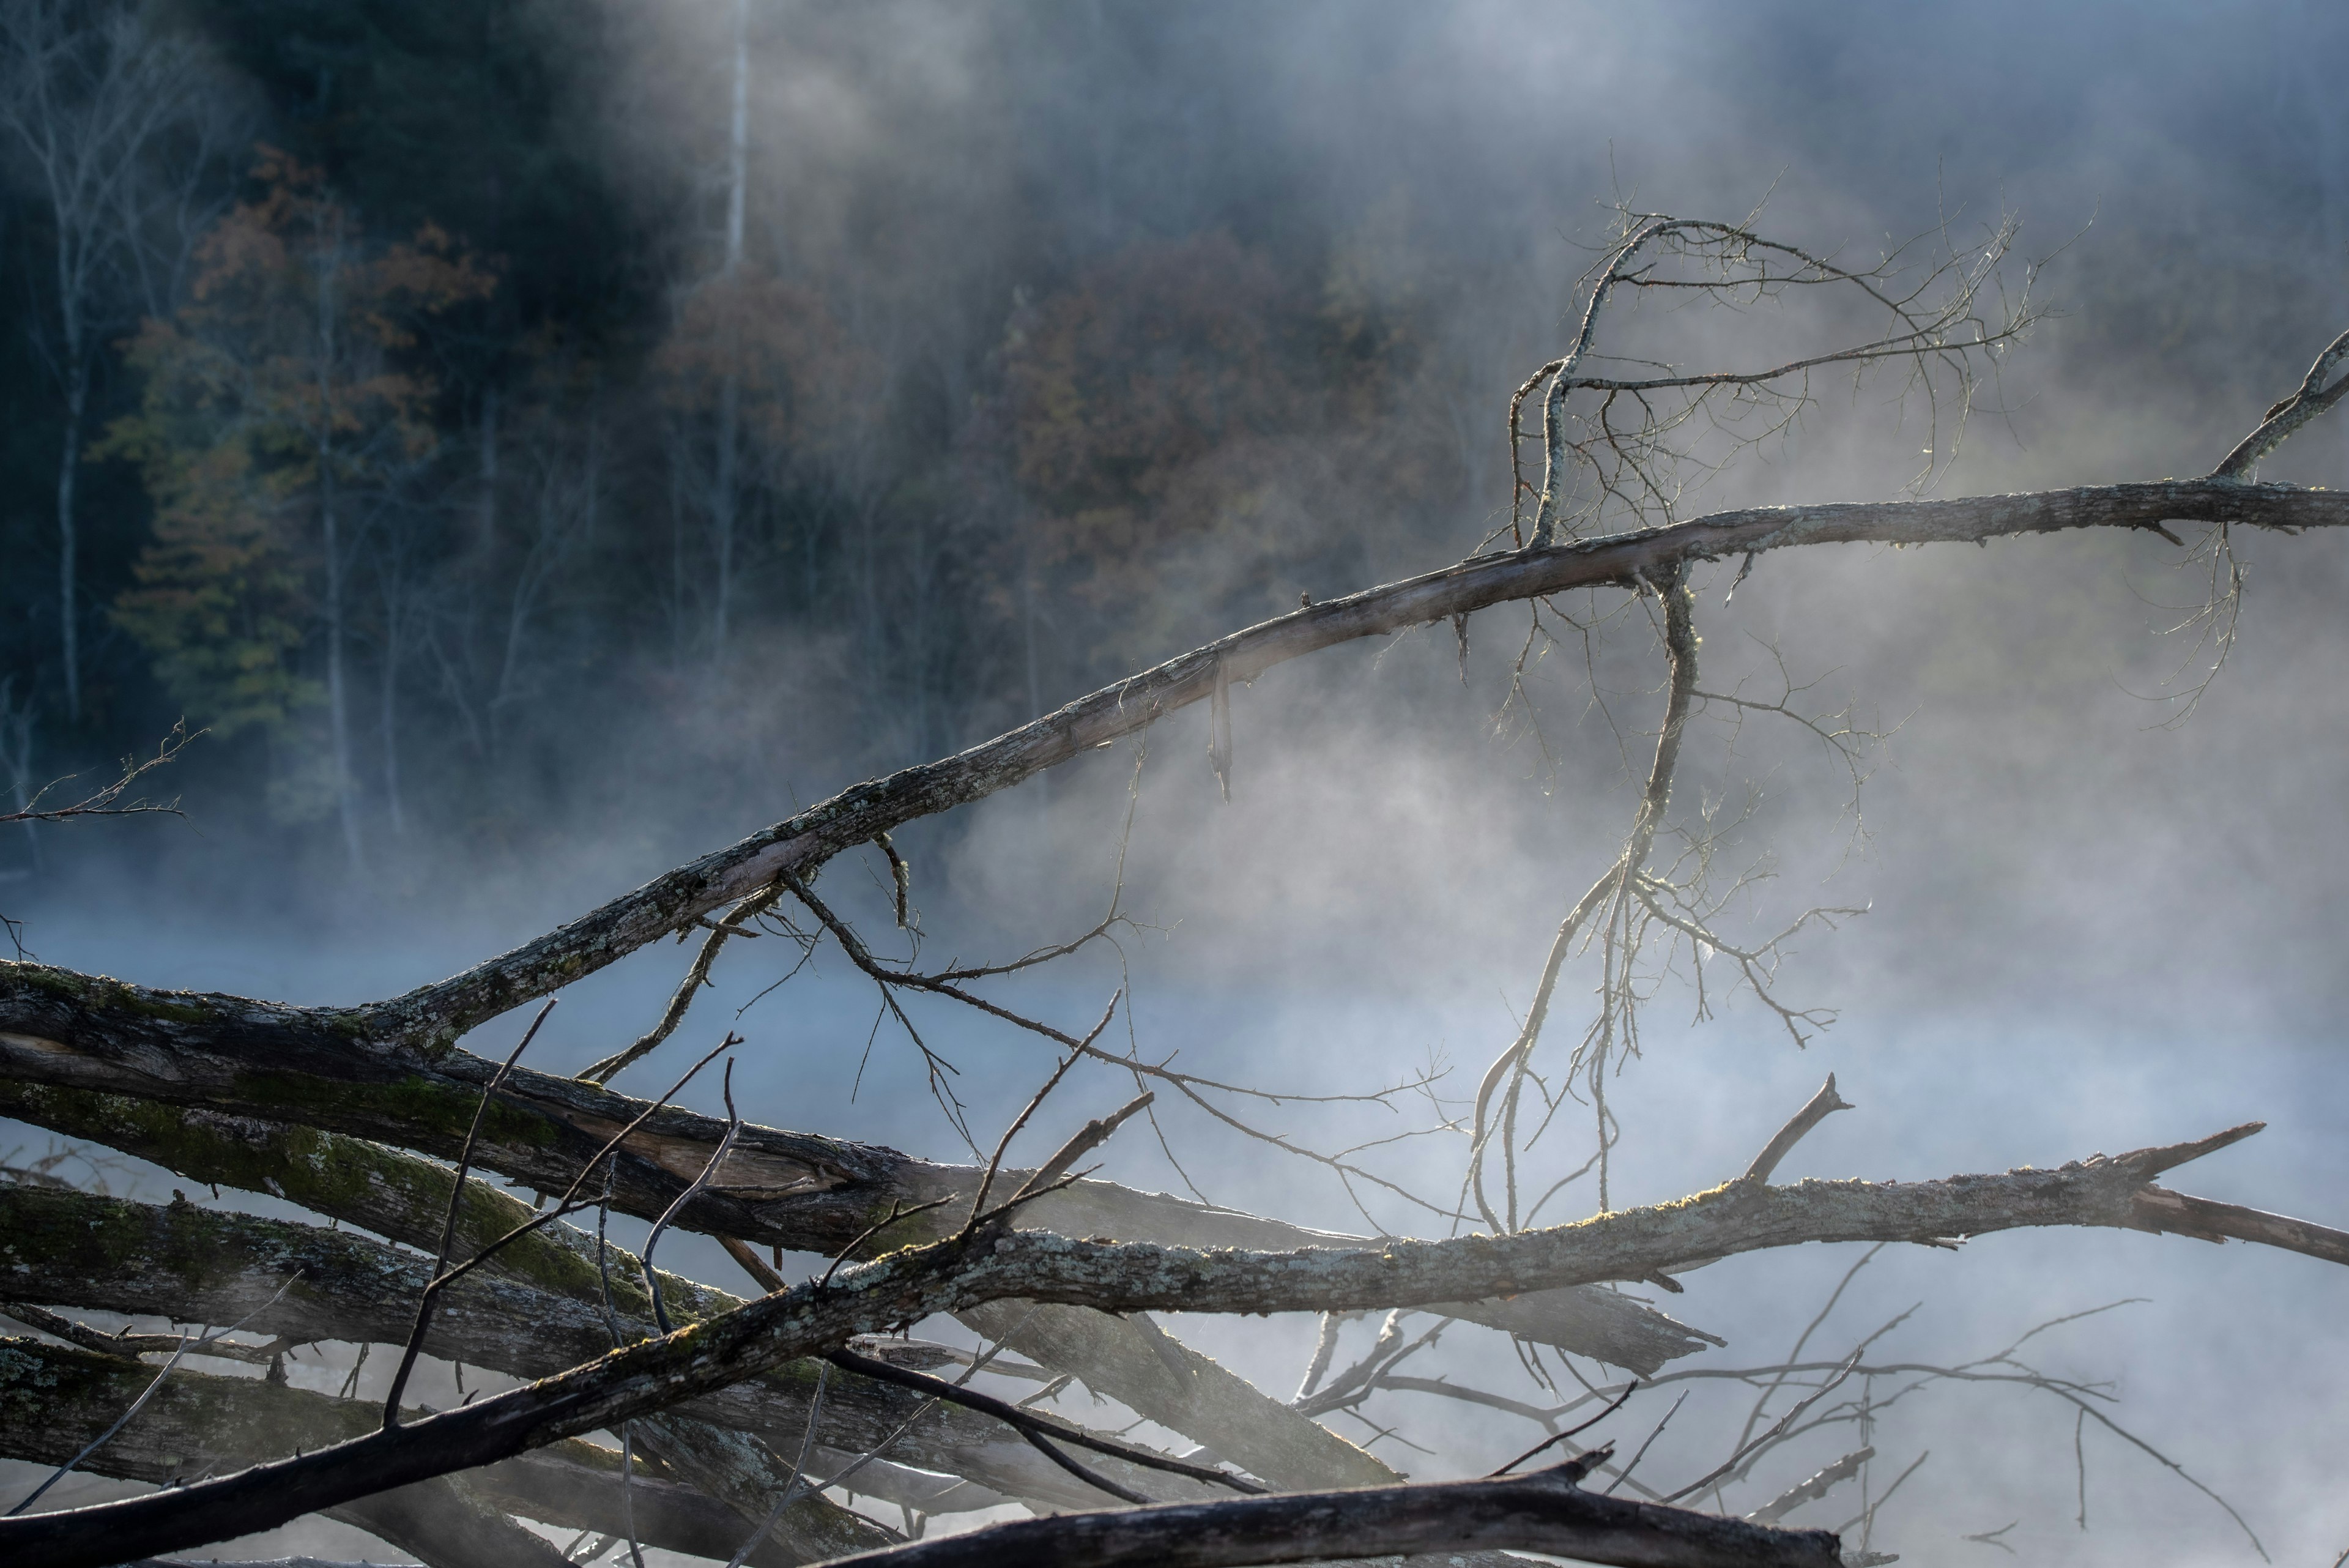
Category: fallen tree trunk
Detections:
[
  {"x1": 0, "y1": 1334, "x2": 880, "y2": 1566},
  {"x1": 0, "y1": 1336, "x2": 839, "y2": 1566},
  {"x1": 6, "y1": 1119, "x2": 2336, "y2": 1566},
  {"x1": 0, "y1": 1175, "x2": 1219, "y2": 1513},
  {"x1": 807, "y1": 1463, "x2": 1845, "y2": 1568},
  {"x1": 0, "y1": 1077, "x2": 1704, "y2": 1498},
  {"x1": 0, "y1": 1028, "x2": 1715, "y2": 1372}
]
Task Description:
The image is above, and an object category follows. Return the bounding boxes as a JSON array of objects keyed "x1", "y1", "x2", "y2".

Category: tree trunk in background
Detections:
[
  {"x1": 379, "y1": 567, "x2": 406, "y2": 839},
  {"x1": 53, "y1": 347, "x2": 86, "y2": 723},
  {"x1": 478, "y1": 384, "x2": 499, "y2": 554},
  {"x1": 321, "y1": 468, "x2": 361, "y2": 870},
  {"x1": 713, "y1": 373, "x2": 740, "y2": 658},
  {"x1": 709, "y1": 0, "x2": 750, "y2": 662},
  {"x1": 316, "y1": 210, "x2": 362, "y2": 872}
]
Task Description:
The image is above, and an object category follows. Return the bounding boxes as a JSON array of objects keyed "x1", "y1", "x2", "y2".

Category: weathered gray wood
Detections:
[
  {"x1": 0, "y1": 1176, "x2": 1194, "y2": 1514},
  {"x1": 342, "y1": 478, "x2": 2349, "y2": 1052},
  {"x1": 2, "y1": 1121, "x2": 2317, "y2": 1567},
  {"x1": 958, "y1": 1301, "x2": 1397, "y2": 1491},
  {"x1": 10, "y1": 483, "x2": 2343, "y2": 1076},
  {"x1": 0, "y1": 1049, "x2": 1717, "y2": 1372},
  {"x1": 2128, "y1": 1184, "x2": 2349, "y2": 1265}
]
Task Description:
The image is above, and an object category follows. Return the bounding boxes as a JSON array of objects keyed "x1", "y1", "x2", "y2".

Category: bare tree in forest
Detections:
[
  {"x1": 0, "y1": 0, "x2": 239, "y2": 723},
  {"x1": 9, "y1": 204, "x2": 2349, "y2": 1568},
  {"x1": 655, "y1": 0, "x2": 757, "y2": 665}
]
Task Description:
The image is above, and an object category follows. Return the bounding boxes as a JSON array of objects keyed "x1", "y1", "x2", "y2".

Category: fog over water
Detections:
[{"x1": 11, "y1": 2, "x2": 2349, "y2": 1562}]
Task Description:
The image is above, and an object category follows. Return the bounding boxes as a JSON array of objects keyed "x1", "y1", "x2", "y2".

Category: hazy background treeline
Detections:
[
  {"x1": 11, "y1": 7, "x2": 2349, "y2": 1558},
  {"x1": 0, "y1": 0, "x2": 1527, "y2": 897},
  {"x1": 7, "y1": 0, "x2": 2347, "y2": 909}
]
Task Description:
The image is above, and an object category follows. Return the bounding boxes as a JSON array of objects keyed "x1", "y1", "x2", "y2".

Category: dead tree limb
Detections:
[
  {"x1": 0, "y1": 1338, "x2": 573, "y2": 1568},
  {"x1": 0, "y1": 1085, "x2": 1414, "y2": 1497},
  {"x1": 2128, "y1": 1185, "x2": 2349, "y2": 1264},
  {"x1": 0, "y1": 1337, "x2": 830, "y2": 1567},
  {"x1": 5, "y1": 482, "x2": 2334, "y2": 1074},
  {"x1": 2210, "y1": 327, "x2": 2349, "y2": 479},
  {"x1": 0, "y1": 1075, "x2": 1719, "y2": 1374},
  {"x1": 338, "y1": 475, "x2": 2349, "y2": 1050},
  {"x1": 0, "y1": 723, "x2": 197, "y2": 828},
  {"x1": 2, "y1": 1119, "x2": 2333, "y2": 1565},
  {"x1": 1745, "y1": 1077, "x2": 1855, "y2": 1184}
]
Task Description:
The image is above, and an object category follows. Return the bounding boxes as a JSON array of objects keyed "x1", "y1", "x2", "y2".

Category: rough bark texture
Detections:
[
  {"x1": 0, "y1": 1123, "x2": 2298, "y2": 1566},
  {"x1": 0, "y1": 1040, "x2": 1715, "y2": 1370},
  {"x1": 0, "y1": 1174, "x2": 1193, "y2": 1514},
  {"x1": 812, "y1": 1464, "x2": 1843, "y2": 1568}
]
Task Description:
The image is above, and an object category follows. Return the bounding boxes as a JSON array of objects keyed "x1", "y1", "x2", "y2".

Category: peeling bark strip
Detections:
[
  {"x1": 6, "y1": 1120, "x2": 2336, "y2": 1567},
  {"x1": 0, "y1": 1055, "x2": 1718, "y2": 1372},
  {"x1": 809, "y1": 1465, "x2": 1842, "y2": 1568},
  {"x1": 346, "y1": 477, "x2": 2349, "y2": 1048},
  {"x1": 2128, "y1": 1183, "x2": 2349, "y2": 1263}
]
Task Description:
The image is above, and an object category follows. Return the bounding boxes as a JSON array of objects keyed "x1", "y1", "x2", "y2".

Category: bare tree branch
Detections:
[
  {"x1": 0, "y1": 1157, "x2": 1203, "y2": 1516},
  {"x1": 0, "y1": 722, "x2": 198, "y2": 827},
  {"x1": 208, "y1": 485, "x2": 2349, "y2": 1053},
  {"x1": 1745, "y1": 1077, "x2": 1855, "y2": 1184}
]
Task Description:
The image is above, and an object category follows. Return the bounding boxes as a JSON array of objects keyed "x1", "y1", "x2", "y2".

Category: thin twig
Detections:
[
  {"x1": 382, "y1": 998, "x2": 557, "y2": 1424},
  {"x1": 6, "y1": 1274, "x2": 303, "y2": 1517},
  {"x1": 640, "y1": 1058, "x2": 741, "y2": 1332}
]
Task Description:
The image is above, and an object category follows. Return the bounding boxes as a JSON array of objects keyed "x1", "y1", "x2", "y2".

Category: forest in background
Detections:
[
  {"x1": 10, "y1": 6, "x2": 2349, "y2": 1562},
  {"x1": 4, "y1": 0, "x2": 2348, "y2": 908},
  {"x1": 1, "y1": 0, "x2": 1511, "y2": 903}
]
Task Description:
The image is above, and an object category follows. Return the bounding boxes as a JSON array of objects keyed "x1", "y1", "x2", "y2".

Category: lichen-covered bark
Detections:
[
  {"x1": 0, "y1": 1058, "x2": 1717, "y2": 1370},
  {"x1": 0, "y1": 1082, "x2": 735, "y2": 1324},
  {"x1": 4, "y1": 1123, "x2": 2312, "y2": 1567},
  {"x1": 0, "y1": 1180, "x2": 1182, "y2": 1514}
]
